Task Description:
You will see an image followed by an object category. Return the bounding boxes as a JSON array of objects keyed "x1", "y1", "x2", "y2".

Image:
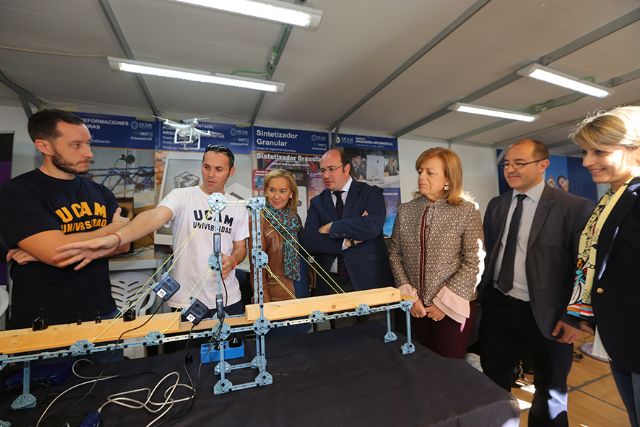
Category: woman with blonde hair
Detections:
[
  {"x1": 252, "y1": 169, "x2": 306, "y2": 303},
  {"x1": 388, "y1": 147, "x2": 484, "y2": 358},
  {"x1": 553, "y1": 106, "x2": 640, "y2": 427}
]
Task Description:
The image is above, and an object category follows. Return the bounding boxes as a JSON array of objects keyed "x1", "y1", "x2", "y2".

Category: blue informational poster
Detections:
[
  {"x1": 336, "y1": 133, "x2": 398, "y2": 151},
  {"x1": 383, "y1": 188, "x2": 401, "y2": 237},
  {"x1": 252, "y1": 126, "x2": 329, "y2": 154},
  {"x1": 76, "y1": 112, "x2": 155, "y2": 149},
  {"x1": 156, "y1": 120, "x2": 252, "y2": 154},
  {"x1": 336, "y1": 132, "x2": 400, "y2": 237},
  {"x1": 74, "y1": 112, "x2": 156, "y2": 200},
  {"x1": 566, "y1": 156, "x2": 597, "y2": 201}
]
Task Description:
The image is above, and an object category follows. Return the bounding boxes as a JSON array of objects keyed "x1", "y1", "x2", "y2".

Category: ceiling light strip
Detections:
[
  {"x1": 108, "y1": 57, "x2": 285, "y2": 93},
  {"x1": 518, "y1": 64, "x2": 611, "y2": 98},
  {"x1": 171, "y1": 0, "x2": 322, "y2": 29},
  {"x1": 449, "y1": 103, "x2": 537, "y2": 122}
]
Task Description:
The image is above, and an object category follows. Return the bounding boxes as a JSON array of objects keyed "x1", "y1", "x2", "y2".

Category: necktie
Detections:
[
  {"x1": 497, "y1": 194, "x2": 526, "y2": 293},
  {"x1": 333, "y1": 190, "x2": 348, "y2": 278},
  {"x1": 333, "y1": 190, "x2": 344, "y2": 218}
]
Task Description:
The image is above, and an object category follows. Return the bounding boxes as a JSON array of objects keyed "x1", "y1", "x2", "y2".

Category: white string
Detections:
[
  {"x1": 36, "y1": 374, "x2": 119, "y2": 426},
  {"x1": 98, "y1": 371, "x2": 195, "y2": 427}
]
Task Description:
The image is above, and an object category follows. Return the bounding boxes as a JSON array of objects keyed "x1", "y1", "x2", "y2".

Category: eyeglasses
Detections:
[
  {"x1": 205, "y1": 144, "x2": 235, "y2": 162},
  {"x1": 319, "y1": 164, "x2": 344, "y2": 174},
  {"x1": 499, "y1": 158, "x2": 547, "y2": 170}
]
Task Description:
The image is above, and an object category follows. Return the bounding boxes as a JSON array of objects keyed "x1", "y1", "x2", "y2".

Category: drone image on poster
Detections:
[
  {"x1": 158, "y1": 117, "x2": 224, "y2": 150},
  {"x1": 0, "y1": 195, "x2": 415, "y2": 420}
]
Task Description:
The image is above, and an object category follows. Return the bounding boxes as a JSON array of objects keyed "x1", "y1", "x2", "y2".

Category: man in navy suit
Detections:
[{"x1": 304, "y1": 148, "x2": 393, "y2": 295}]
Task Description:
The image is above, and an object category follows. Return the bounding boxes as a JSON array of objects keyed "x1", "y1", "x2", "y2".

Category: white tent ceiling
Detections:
[{"x1": 1, "y1": 0, "x2": 639, "y2": 154}]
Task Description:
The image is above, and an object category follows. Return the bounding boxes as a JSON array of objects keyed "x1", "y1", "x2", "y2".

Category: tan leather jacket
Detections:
[{"x1": 250, "y1": 215, "x2": 301, "y2": 302}]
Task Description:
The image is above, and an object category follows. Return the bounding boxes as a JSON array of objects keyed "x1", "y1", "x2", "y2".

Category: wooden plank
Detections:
[
  {"x1": 1, "y1": 288, "x2": 405, "y2": 356},
  {"x1": 245, "y1": 287, "x2": 401, "y2": 321},
  {"x1": 0, "y1": 312, "x2": 182, "y2": 355}
]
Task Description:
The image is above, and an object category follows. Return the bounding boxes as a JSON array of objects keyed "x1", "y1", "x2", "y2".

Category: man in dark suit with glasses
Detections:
[
  {"x1": 304, "y1": 148, "x2": 392, "y2": 296},
  {"x1": 478, "y1": 139, "x2": 593, "y2": 426}
]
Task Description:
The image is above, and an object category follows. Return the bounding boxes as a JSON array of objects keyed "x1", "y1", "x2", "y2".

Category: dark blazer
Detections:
[
  {"x1": 588, "y1": 177, "x2": 640, "y2": 372},
  {"x1": 304, "y1": 180, "x2": 393, "y2": 291},
  {"x1": 478, "y1": 185, "x2": 593, "y2": 339}
]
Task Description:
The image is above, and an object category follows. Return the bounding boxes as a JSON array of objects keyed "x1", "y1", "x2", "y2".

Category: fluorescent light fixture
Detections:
[
  {"x1": 449, "y1": 103, "x2": 537, "y2": 122},
  {"x1": 518, "y1": 64, "x2": 611, "y2": 98},
  {"x1": 108, "y1": 57, "x2": 285, "y2": 93},
  {"x1": 170, "y1": 0, "x2": 322, "y2": 29}
]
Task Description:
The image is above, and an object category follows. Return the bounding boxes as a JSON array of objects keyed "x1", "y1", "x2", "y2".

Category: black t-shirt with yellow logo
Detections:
[{"x1": 0, "y1": 169, "x2": 117, "y2": 328}]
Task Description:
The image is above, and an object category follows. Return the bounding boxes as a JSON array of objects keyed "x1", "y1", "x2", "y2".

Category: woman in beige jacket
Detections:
[{"x1": 388, "y1": 148, "x2": 484, "y2": 358}]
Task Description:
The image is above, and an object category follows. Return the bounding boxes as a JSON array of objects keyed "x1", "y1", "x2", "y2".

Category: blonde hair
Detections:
[
  {"x1": 263, "y1": 169, "x2": 299, "y2": 213},
  {"x1": 570, "y1": 105, "x2": 640, "y2": 151},
  {"x1": 414, "y1": 147, "x2": 464, "y2": 205}
]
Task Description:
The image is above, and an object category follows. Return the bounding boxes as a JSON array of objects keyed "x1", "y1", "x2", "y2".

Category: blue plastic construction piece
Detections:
[
  {"x1": 200, "y1": 341, "x2": 244, "y2": 364},
  {"x1": 79, "y1": 410, "x2": 101, "y2": 427},
  {"x1": 4, "y1": 360, "x2": 72, "y2": 391},
  {"x1": 11, "y1": 362, "x2": 36, "y2": 410}
]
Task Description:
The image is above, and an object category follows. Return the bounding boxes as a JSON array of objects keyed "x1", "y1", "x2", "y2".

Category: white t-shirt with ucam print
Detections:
[{"x1": 159, "y1": 186, "x2": 249, "y2": 310}]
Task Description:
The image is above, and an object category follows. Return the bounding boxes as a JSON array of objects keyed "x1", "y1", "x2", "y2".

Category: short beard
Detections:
[{"x1": 52, "y1": 153, "x2": 90, "y2": 175}]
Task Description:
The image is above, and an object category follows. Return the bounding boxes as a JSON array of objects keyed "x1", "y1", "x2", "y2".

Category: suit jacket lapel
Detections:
[
  {"x1": 342, "y1": 180, "x2": 361, "y2": 218},
  {"x1": 528, "y1": 186, "x2": 554, "y2": 249},
  {"x1": 488, "y1": 193, "x2": 512, "y2": 271},
  {"x1": 595, "y1": 178, "x2": 640, "y2": 278},
  {"x1": 323, "y1": 189, "x2": 339, "y2": 221}
]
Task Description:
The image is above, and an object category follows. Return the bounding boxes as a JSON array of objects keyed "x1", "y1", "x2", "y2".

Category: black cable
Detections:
[
  {"x1": 155, "y1": 324, "x2": 202, "y2": 426},
  {"x1": 41, "y1": 303, "x2": 165, "y2": 422}
]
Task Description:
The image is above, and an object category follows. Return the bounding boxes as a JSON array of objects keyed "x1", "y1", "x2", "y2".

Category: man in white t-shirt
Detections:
[{"x1": 54, "y1": 145, "x2": 249, "y2": 315}]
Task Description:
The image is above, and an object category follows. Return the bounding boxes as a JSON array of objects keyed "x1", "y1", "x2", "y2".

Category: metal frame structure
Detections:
[{"x1": 0, "y1": 195, "x2": 414, "y2": 409}]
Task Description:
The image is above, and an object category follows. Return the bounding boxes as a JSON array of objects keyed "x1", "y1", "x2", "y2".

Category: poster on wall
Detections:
[
  {"x1": 251, "y1": 127, "x2": 329, "y2": 224},
  {"x1": 155, "y1": 121, "x2": 253, "y2": 245},
  {"x1": 76, "y1": 112, "x2": 156, "y2": 254},
  {"x1": 77, "y1": 112, "x2": 156, "y2": 206},
  {"x1": 252, "y1": 126, "x2": 328, "y2": 155},
  {"x1": 252, "y1": 151, "x2": 324, "y2": 224},
  {"x1": 497, "y1": 152, "x2": 597, "y2": 202},
  {"x1": 336, "y1": 133, "x2": 400, "y2": 237}
]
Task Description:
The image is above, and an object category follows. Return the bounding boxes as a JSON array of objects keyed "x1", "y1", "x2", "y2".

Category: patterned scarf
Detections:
[
  {"x1": 264, "y1": 203, "x2": 301, "y2": 280},
  {"x1": 567, "y1": 178, "x2": 633, "y2": 319}
]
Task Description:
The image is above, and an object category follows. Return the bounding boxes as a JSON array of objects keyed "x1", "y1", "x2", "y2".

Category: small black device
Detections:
[
  {"x1": 215, "y1": 293, "x2": 225, "y2": 321},
  {"x1": 123, "y1": 308, "x2": 136, "y2": 322},
  {"x1": 153, "y1": 273, "x2": 181, "y2": 301},
  {"x1": 182, "y1": 299, "x2": 209, "y2": 325},
  {"x1": 32, "y1": 316, "x2": 47, "y2": 331},
  {"x1": 213, "y1": 232, "x2": 222, "y2": 254}
]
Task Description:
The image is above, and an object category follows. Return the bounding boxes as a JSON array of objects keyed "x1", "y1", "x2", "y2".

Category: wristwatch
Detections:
[{"x1": 348, "y1": 239, "x2": 357, "y2": 248}]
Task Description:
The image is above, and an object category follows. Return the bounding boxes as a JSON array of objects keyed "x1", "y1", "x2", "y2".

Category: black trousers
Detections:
[{"x1": 480, "y1": 288, "x2": 573, "y2": 427}]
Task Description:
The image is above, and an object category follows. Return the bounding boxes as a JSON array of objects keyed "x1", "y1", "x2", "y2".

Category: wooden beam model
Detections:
[
  {"x1": 245, "y1": 287, "x2": 401, "y2": 321},
  {"x1": 0, "y1": 312, "x2": 182, "y2": 355},
  {"x1": 0, "y1": 287, "x2": 402, "y2": 356}
]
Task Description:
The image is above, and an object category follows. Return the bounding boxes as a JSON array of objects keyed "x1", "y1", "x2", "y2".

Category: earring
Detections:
[{"x1": 444, "y1": 183, "x2": 449, "y2": 191}]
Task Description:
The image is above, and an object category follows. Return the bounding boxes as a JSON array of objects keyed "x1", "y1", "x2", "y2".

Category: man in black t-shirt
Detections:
[{"x1": 0, "y1": 110, "x2": 129, "y2": 329}]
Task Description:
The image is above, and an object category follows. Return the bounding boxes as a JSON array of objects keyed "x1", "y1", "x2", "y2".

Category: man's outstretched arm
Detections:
[{"x1": 53, "y1": 206, "x2": 173, "y2": 269}]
